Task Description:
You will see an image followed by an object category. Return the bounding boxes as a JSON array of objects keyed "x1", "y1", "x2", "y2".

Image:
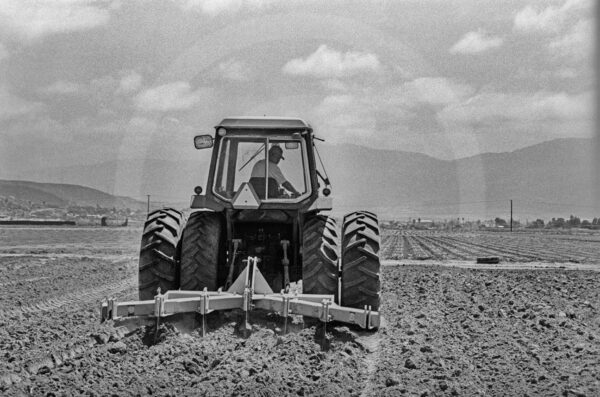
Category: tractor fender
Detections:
[{"x1": 190, "y1": 194, "x2": 225, "y2": 211}]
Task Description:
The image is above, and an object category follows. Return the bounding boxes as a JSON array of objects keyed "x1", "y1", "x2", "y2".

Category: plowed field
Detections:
[
  {"x1": 381, "y1": 229, "x2": 600, "y2": 263},
  {"x1": 1, "y1": 226, "x2": 599, "y2": 396}
]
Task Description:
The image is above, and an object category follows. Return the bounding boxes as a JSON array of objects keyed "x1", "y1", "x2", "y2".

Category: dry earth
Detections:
[{"x1": 0, "y1": 226, "x2": 599, "y2": 396}]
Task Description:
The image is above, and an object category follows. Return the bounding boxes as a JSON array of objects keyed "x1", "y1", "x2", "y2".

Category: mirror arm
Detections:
[
  {"x1": 313, "y1": 143, "x2": 332, "y2": 188},
  {"x1": 316, "y1": 170, "x2": 330, "y2": 186}
]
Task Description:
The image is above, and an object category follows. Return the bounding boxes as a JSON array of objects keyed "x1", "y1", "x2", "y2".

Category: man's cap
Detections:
[{"x1": 269, "y1": 145, "x2": 284, "y2": 160}]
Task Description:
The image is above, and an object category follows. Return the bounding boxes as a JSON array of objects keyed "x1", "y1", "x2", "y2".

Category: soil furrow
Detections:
[{"x1": 0, "y1": 278, "x2": 135, "y2": 319}]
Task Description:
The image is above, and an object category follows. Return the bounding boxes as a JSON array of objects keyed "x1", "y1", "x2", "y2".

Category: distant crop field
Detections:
[
  {"x1": 2, "y1": 225, "x2": 599, "y2": 264},
  {"x1": 0, "y1": 226, "x2": 141, "y2": 257},
  {"x1": 381, "y1": 228, "x2": 600, "y2": 263}
]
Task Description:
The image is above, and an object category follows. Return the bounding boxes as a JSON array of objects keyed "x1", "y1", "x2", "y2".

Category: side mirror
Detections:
[{"x1": 194, "y1": 135, "x2": 213, "y2": 149}]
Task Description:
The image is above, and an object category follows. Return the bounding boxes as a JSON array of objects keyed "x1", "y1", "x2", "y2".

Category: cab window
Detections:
[{"x1": 213, "y1": 136, "x2": 309, "y2": 201}]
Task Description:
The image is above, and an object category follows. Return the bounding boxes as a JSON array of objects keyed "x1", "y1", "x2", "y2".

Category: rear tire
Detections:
[
  {"x1": 340, "y1": 211, "x2": 381, "y2": 310},
  {"x1": 302, "y1": 215, "x2": 340, "y2": 300},
  {"x1": 180, "y1": 211, "x2": 224, "y2": 291},
  {"x1": 138, "y1": 208, "x2": 186, "y2": 300}
]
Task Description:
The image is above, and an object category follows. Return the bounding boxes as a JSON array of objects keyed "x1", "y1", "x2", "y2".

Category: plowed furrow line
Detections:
[
  {"x1": 402, "y1": 236, "x2": 414, "y2": 259},
  {"x1": 420, "y1": 236, "x2": 470, "y2": 260},
  {"x1": 474, "y1": 238, "x2": 568, "y2": 261},
  {"x1": 0, "y1": 277, "x2": 136, "y2": 318},
  {"x1": 536, "y1": 240, "x2": 598, "y2": 260},
  {"x1": 484, "y1": 235, "x2": 588, "y2": 262},
  {"x1": 400, "y1": 234, "x2": 408, "y2": 259},
  {"x1": 548, "y1": 236, "x2": 600, "y2": 244},
  {"x1": 411, "y1": 236, "x2": 438, "y2": 259},
  {"x1": 405, "y1": 236, "x2": 429, "y2": 259},
  {"x1": 381, "y1": 231, "x2": 403, "y2": 260},
  {"x1": 380, "y1": 232, "x2": 396, "y2": 259},
  {"x1": 444, "y1": 236, "x2": 532, "y2": 261},
  {"x1": 486, "y1": 241, "x2": 564, "y2": 262},
  {"x1": 437, "y1": 236, "x2": 515, "y2": 260},
  {"x1": 0, "y1": 276, "x2": 50, "y2": 288}
]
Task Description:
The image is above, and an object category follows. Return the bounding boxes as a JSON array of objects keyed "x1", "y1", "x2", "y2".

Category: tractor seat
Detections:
[{"x1": 249, "y1": 177, "x2": 279, "y2": 199}]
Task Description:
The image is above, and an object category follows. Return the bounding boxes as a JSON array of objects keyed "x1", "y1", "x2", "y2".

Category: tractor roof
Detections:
[{"x1": 216, "y1": 117, "x2": 312, "y2": 132}]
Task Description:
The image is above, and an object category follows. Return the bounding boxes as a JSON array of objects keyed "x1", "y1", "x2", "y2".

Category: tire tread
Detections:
[{"x1": 341, "y1": 211, "x2": 381, "y2": 310}]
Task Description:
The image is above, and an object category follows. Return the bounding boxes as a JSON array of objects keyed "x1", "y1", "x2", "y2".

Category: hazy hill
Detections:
[
  {"x1": 4, "y1": 159, "x2": 212, "y2": 207},
  {"x1": 0, "y1": 180, "x2": 144, "y2": 209},
  {"x1": 2, "y1": 138, "x2": 597, "y2": 220},
  {"x1": 323, "y1": 138, "x2": 597, "y2": 219}
]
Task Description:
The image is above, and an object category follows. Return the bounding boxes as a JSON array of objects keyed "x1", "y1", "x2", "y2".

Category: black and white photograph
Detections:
[{"x1": 0, "y1": 0, "x2": 598, "y2": 395}]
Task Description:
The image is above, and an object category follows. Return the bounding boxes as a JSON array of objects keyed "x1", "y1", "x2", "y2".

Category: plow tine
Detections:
[
  {"x1": 154, "y1": 316, "x2": 160, "y2": 344},
  {"x1": 320, "y1": 299, "x2": 332, "y2": 351},
  {"x1": 199, "y1": 287, "x2": 209, "y2": 337}
]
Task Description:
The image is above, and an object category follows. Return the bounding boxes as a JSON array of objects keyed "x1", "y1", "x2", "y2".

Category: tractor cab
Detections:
[{"x1": 192, "y1": 117, "x2": 330, "y2": 212}]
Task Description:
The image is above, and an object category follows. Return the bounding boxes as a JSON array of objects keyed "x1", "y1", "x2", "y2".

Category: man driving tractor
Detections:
[{"x1": 250, "y1": 145, "x2": 300, "y2": 198}]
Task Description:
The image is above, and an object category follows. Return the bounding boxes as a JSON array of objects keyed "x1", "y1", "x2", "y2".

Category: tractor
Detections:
[{"x1": 103, "y1": 117, "x2": 381, "y2": 334}]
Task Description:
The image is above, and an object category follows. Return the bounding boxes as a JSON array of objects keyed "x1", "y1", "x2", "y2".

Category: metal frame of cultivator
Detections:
[{"x1": 101, "y1": 257, "x2": 380, "y2": 339}]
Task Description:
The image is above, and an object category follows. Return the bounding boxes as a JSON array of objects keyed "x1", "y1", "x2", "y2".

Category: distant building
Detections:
[{"x1": 416, "y1": 219, "x2": 434, "y2": 229}]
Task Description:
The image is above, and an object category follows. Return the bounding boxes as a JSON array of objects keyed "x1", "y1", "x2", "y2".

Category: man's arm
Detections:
[{"x1": 282, "y1": 181, "x2": 300, "y2": 196}]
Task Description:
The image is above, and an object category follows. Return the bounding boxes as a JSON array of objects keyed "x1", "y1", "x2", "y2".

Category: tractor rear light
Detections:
[
  {"x1": 322, "y1": 188, "x2": 331, "y2": 197},
  {"x1": 217, "y1": 127, "x2": 226, "y2": 136},
  {"x1": 194, "y1": 186, "x2": 203, "y2": 195}
]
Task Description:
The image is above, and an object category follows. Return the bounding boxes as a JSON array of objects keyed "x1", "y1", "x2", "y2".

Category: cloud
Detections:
[
  {"x1": 554, "y1": 68, "x2": 577, "y2": 79},
  {"x1": 117, "y1": 71, "x2": 143, "y2": 94},
  {"x1": 314, "y1": 94, "x2": 377, "y2": 141},
  {"x1": 0, "y1": 86, "x2": 43, "y2": 121},
  {"x1": 0, "y1": 43, "x2": 8, "y2": 61},
  {"x1": 311, "y1": 77, "x2": 472, "y2": 144},
  {"x1": 401, "y1": 78, "x2": 474, "y2": 106},
  {"x1": 134, "y1": 82, "x2": 210, "y2": 111},
  {"x1": 37, "y1": 74, "x2": 137, "y2": 111},
  {"x1": 172, "y1": 0, "x2": 275, "y2": 16},
  {"x1": 218, "y1": 59, "x2": 250, "y2": 81},
  {"x1": 282, "y1": 45, "x2": 380, "y2": 78},
  {"x1": 513, "y1": 0, "x2": 591, "y2": 33},
  {"x1": 449, "y1": 30, "x2": 503, "y2": 54},
  {"x1": 548, "y1": 19, "x2": 592, "y2": 60},
  {"x1": 321, "y1": 79, "x2": 348, "y2": 91},
  {"x1": 0, "y1": 0, "x2": 112, "y2": 40},
  {"x1": 438, "y1": 90, "x2": 593, "y2": 124},
  {"x1": 309, "y1": 73, "x2": 592, "y2": 156},
  {"x1": 38, "y1": 80, "x2": 85, "y2": 95}
]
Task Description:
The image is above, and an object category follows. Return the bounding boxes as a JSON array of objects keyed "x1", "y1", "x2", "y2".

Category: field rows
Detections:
[{"x1": 381, "y1": 229, "x2": 600, "y2": 263}]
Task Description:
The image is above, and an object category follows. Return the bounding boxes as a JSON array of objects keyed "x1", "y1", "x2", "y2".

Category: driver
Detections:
[{"x1": 251, "y1": 145, "x2": 300, "y2": 197}]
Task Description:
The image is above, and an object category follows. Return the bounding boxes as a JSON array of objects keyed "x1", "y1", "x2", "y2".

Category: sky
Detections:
[{"x1": 0, "y1": 0, "x2": 595, "y2": 176}]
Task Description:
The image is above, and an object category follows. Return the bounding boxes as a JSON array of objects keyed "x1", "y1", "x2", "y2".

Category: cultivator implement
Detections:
[{"x1": 101, "y1": 257, "x2": 380, "y2": 338}]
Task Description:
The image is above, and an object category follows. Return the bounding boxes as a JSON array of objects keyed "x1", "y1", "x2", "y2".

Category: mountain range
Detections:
[
  {"x1": 1, "y1": 138, "x2": 598, "y2": 220},
  {"x1": 0, "y1": 180, "x2": 144, "y2": 210}
]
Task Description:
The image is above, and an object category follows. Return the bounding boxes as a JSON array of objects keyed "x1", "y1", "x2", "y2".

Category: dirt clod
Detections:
[
  {"x1": 108, "y1": 342, "x2": 127, "y2": 354},
  {"x1": 405, "y1": 358, "x2": 418, "y2": 369},
  {"x1": 386, "y1": 377, "x2": 400, "y2": 387}
]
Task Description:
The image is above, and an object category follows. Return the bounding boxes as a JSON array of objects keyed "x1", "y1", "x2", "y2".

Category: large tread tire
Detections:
[
  {"x1": 138, "y1": 208, "x2": 186, "y2": 300},
  {"x1": 302, "y1": 215, "x2": 340, "y2": 300},
  {"x1": 180, "y1": 211, "x2": 224, "y2": 291},
  {"x1": 341, "y1": 211, "x2": 381, "y2": 310}
]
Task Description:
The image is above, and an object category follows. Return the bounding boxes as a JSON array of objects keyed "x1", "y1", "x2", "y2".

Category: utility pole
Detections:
[
  {"x1": 147, "y1": 195, "x2": 150, "y2": 215},
  {"x1": 510, "y1": 199, "x2": 513, "y2": 232}
]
